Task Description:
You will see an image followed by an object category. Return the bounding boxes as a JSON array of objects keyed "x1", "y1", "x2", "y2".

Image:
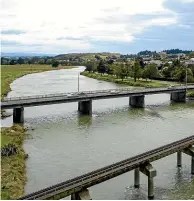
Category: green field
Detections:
[
  {"x1": 1, "y1": 64, "x2": 73, "y2": 99},
  {"x1": 1, "y1": 64, "x2": 73, "y2": 200}
]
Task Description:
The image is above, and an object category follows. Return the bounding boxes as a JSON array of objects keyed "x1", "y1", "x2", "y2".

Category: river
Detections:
[{"x1": 2, "y1": 66, "x2": 194, "y2": 200}]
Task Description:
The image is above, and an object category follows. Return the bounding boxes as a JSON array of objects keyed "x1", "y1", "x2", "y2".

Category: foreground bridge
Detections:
[
  {"x1": 1, "y1": 86, "x2": 194, "y2": 123},
  {"x1": 18, "y1": 136, "x2": 194, "y2": 200}
]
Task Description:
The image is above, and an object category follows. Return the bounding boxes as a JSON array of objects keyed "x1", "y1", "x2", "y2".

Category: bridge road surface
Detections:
[{"x1": 2, "y1": 85, "x2": 194, "y2": 109}]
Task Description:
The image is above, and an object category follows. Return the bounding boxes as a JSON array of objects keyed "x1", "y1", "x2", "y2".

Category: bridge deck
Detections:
[
  {"x1": 2, "y1": 86, "x2": 194, "y2": 109},
  {"x1": 18, "y1": 135, "x2": 194, "y2": 200}
]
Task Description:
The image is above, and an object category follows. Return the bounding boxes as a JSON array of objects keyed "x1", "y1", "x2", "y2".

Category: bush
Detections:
[
  {"x1": 1, "y1": 144, "x2": 18, "y2": 157},
  {"x1": 52, "y1": 61, "x2": 59, "y2": 67}
]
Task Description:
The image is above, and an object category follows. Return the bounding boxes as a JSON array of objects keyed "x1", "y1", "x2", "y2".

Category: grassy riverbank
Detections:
[
  {"x1": 1, "y1": 125, "x2": 27, "y2": 200},
  {"x1": 187, "y1": 90, "x2": 194, "y2": 97},
  {"x1": 1, "y1": 64, "x2": 73, "y2": 99},
  {"x1": 81, "y1": 71, "x2": 194, "y2": 98},
  {"x1": 1, "y1": 64, "x2": 74, "y2": 199},
  {"x1": 81, "y1": 71, "x2": 170, "y2": 88}
]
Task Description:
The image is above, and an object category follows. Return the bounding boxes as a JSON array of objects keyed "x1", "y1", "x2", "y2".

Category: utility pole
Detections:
[
  {"x1": 78, "y1": 73, "x2": 80, "y2": 92},
  {"x1": 185, "y1": 64, "x2": 188, "y2": 92}
]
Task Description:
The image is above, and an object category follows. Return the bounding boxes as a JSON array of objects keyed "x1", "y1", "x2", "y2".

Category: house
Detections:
[
  {"x1": 146, "y1": 60, "x2": 163, "y2": 66},
  {"x1": 185, "y1": 58, "x2": 194, "y2": 65}
]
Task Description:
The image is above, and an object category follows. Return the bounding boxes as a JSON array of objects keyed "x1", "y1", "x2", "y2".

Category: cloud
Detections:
[{"x1": 0, "y1": 0, "x2": 193, "y2": 53}]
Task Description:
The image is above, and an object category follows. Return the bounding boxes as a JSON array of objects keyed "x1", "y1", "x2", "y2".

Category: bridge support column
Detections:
[
  {"x1": 183, "y1": 146, "x2": 194, "y2": 174},
  {"x1": 71, "y1": 189, "x2": 92, "y2": 200},
  {"x1": 192, "y1": 156, "x2": 194, "y2": 175},
  {"x1": 78, "y1": 100, "x2": 92, "y2": 115},
  {"x1": 140, "y1": 163, "x2": 156, "y2": 200},
  {"x1": 177, "y1": 151, "x2": 182, "y2": 167},
  {"x1": 134, "y1": 168, "x2": 140, "y2": 188},
  {"x1": 170, "y1": 91, "x2": 186, "y2": 102},
  {"x1": 13, "y1": 107, "x2": 24, "y2": 123},
  {"x1": 129, "y1": 95, "x2": 145, "y2": 108}
]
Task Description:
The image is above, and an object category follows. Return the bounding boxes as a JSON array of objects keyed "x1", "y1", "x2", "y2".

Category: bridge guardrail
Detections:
[{"x1": 2, "y1": 86, "x2": 194, "y2": 102}]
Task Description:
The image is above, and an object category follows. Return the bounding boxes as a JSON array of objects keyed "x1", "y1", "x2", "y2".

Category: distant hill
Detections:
[{"x1": 55, "y1": 52, "x2": 120, "y2": 60}]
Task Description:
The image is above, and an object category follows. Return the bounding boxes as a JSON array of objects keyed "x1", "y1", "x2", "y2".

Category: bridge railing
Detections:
[
  {"x1": 2, "y1": 88, "x2": 138, "y2": 101},
  {"x1": 2, "y1": 85, "x2": 193, "y2": 102}
]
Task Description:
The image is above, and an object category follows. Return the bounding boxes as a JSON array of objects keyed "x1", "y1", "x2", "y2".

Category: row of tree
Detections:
[
  {"x1": 1, "y1": 57, "x2": 60, "y2": 67},
  {"x1": 85, "y1": 59, "x2": 159, "y2": 82},
  {"x1": 85, "y1": 59, "x2": 194, "y2": 83}
]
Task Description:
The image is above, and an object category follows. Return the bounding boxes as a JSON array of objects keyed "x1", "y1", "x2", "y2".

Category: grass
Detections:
[
  {"x1": 1, "y1": 125, "x2": 27, "y2": 200},
  {"x1": 187, "y1": 90, "x2": 194, "y2": 97},
  {"x1": 1, "y1": 64, "x2": 74, "y2": 199},
  {"x1": 1, "y1": 135, "x2": 12, "y2": 147},
  {"x1": 81, "y1": 71, "x2": 170, "y2": 88},
  {"x1": 1, "y1": 64, "x2": 73, "y2": 99}
]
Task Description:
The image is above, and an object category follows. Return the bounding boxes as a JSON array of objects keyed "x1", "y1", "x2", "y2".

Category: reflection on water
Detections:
[
  {"x1": 78, "y1": 115, "x2": 92, "y2": 128},
  {"x1": 1, "y1": 66, "x2": 194, "y2": 200}
]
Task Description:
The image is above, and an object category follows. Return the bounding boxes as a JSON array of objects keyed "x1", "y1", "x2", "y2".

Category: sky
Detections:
[{"x1": 1, "y1": 0, "x2": 194, "y2": 54}]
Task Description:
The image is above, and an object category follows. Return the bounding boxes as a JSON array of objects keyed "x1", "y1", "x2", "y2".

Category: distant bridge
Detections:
[
  {"x1": 18, "y1": 136, "x2": 194, "y2": 200},
  {"x1": 1, "y1": 85, "x2": 194, "y2": 123}
]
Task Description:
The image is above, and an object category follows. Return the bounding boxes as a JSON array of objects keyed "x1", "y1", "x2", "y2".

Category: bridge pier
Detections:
[
  {"x1": 71, "y1": 189, "x2": 92, "y2": 200},
  {"x1": 129, "y1": 95, "x2": 145, "y2": 108},
  {"x1": 140, "y1": 163, "x2": 157, "y2": 200},
  {"x1": 177, "y1": 151, "x2": 182, "y2": 167},
  {"x1": 183, "y1": 146, "x2": 194, "y2": 174},
  {"x1": 134, "y1": 168, "x2": 140, "y2": 188},
  {"x1": 170, "y1": 91, "x2": 186, "y2": 102},
  {"x1": 13, "y1": 107, "x2": 24, "y2": 123},
  {"x1": 78, "y1": 100, "x2": 92, "y2": 115}
]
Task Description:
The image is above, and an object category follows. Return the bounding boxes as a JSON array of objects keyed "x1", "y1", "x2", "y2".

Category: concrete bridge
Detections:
[
  {"x1": 1, "y1": 85, "x2": 194, "y2": 123},
  {"x1": 18, "y1": 135, "x2": 194, "y2": 200}
]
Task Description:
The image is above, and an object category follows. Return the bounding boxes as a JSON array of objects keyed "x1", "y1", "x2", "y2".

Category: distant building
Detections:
[
  {"x1": 158, "y1": 51, "x2": 167, "y2": 59},
  {"x1": 145, "y1": 60, "x2": 163, "y2": 66},
  {"x1": 185, "y1": 58, "x2": 194, "y2": 65}
]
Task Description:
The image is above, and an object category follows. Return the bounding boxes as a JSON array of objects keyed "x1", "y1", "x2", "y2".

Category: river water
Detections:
[{"x1": 2, "y1": 66, "x2": 194, "y2": 200}]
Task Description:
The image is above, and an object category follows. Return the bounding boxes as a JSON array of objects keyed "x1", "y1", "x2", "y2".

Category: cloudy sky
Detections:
[{"x1": 1, "y1": 0, "x2": 194, "y2": 54}]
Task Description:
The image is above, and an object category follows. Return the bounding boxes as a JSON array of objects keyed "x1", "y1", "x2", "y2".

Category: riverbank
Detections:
[
  {"x1": 81, "y1": 72, "x2": 194, "y2": 98},
  {"x1": 1, "y1": 125, "x2": 27, "y2": 200},
  {"x1": 81, "y1": 71, "x2": 170, "y2": 88},
  {"x1": 187, "y1": 90, "x2": 194, "y2": 97},
  {"x1": 1, "y1": 64, "x2": 74, "y2": 199}
]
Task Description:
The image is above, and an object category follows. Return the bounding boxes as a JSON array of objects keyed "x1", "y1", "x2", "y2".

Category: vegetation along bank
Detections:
[
  {"x1": 1, "y1": 64, "x2": 74, "y2": 200},
  {"x1": 82, "y1": 58, "x2": 194, "y2": 96}
]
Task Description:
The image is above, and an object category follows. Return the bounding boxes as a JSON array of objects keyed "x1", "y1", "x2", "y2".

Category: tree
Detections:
[
  {"x1": 17, "y1": 57, "x2": 24, "y2": 65},
  {"x1": 112, "y1": 64, "x2": 121, "y2": 78},
  {"x1": 173, "y1": 67, "x2": 186, "y2": 82},
  {"x1": 46, "y1": 59, "x2": 53, "y2": 65},
  {"x1": 95, "y1": 55, "x2": 101, "y2": 60},
  {"x1": 1, "y1": 57, "x2": 9, "y2": 65},
  {"x1": 162, "y1": 66, "x2": 171, "y2": 78},
  {"x1": 52, "y1": 60, "x2": 59, "y2": 67},
  {"x1": 85, "y1": 62, "x2": 93, "y2": 72},
  {"x1": 188, "y1": 64, "x2": 194, "y2": 75},
  {"x1": 117, "y1": 63, "x2": 128, "y2": 80},
  {"x1": 106, "y1": 64, "x2": 114, "y2": 75},
  {"x1": 145, "y1": 64, "x2": 158, "y2": 80},
  {"x1": 132, "y1": 60, "x2": 141, "y2": 82},
  {"x1": 142, "y1": 68, "x2": 150, "y2": 81},
  {"x1": 38, "y1": 59, "x2": 45, "y2": 64},
  {"x1": 97, "y1": 60, "x2": 106, "y2": 75},
  {"x1": 10, "y1": 59, "x2": 17, "y2": 65},
  {"x1": 27, "y1": 60, "x2": 32, "y2": 65}
]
